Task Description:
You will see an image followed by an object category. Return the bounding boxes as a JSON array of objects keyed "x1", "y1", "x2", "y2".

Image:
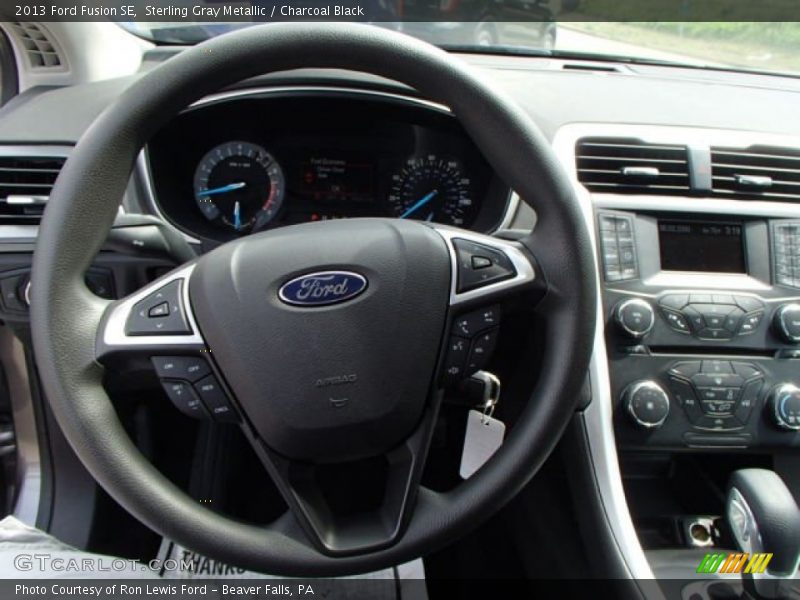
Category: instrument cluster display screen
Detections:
[{"x1": 658, "y1": 220, "x2": 746, "y2": 273}]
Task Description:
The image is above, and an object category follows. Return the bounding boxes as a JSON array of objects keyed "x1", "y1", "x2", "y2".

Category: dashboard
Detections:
[{"x1": 146, "y1": 92, "x2": 510, "y2": 244}]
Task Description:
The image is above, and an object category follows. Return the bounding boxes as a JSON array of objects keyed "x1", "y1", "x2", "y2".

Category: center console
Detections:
[{"x1": 601, "y1": 209, "x2": 800, "y2": 450}]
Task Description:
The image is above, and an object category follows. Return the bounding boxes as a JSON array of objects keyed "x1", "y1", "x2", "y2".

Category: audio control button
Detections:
[
  {"x1": 738, "y1": 311, "x2": 764, "y2": 334},
  {"x1": 663, "y1": 309, "x2": 690, "y2": 333}
]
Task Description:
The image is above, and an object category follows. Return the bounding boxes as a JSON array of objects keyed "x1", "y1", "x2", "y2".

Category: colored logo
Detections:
[
  {"x1": 278, "y1": 271, "x2": 367, "y2": 307},
  {"x1": 696, "y1": 552, "x2": 773, "y2": 575}
]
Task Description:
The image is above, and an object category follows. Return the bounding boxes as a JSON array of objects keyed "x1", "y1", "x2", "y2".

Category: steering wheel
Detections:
[{"x1": 30, "y1": 23, "x2": 596, "y2": 576}]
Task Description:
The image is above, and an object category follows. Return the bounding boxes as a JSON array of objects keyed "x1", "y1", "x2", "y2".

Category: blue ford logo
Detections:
[{"x1": 278, "y1": 271, "x2": 368, "y2": 307}]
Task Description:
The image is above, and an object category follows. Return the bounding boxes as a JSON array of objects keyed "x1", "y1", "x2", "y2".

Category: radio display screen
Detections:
[{"x1": 658, "y1": 220, "x2": 746, "y2": 273}]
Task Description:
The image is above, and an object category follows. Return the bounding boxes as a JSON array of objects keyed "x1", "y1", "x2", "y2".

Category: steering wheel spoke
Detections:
[
  {"x1": 245, "y1": 398, "x2": 441, "y2": 556},
  {"x1": 95, "y1": 264, "x2": 243, "y2": 423}
]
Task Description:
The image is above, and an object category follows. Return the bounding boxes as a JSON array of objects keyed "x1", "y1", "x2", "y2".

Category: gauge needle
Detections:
[
  {"x1": 400, "y1": 190, "x2": 438, "y2": 219},
  {"x1": 233, "y1": 201, "x2": 242, "y2": 231},
  {"x1": 197, "y1": 182, "x2": 247, "y2": 197}
]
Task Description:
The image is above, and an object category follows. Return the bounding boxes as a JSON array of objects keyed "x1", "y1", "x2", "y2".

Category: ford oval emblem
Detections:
[{"x1": 278, "y1": 271, "x2": 368, "y2": 307}]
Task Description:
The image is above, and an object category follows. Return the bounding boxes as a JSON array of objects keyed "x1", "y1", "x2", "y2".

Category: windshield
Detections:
[{"x1": 120, "y1": 21, "x2": 800, "y2": 77}]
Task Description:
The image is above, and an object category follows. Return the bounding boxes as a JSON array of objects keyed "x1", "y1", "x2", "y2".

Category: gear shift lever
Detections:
[{"x1": 726, "y1": 469, "x2": 800, "y2": 598}]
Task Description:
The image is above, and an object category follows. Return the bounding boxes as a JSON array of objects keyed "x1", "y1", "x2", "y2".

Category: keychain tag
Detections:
[{"x1": 459, "y1": 409, "x2": 506, "y2": 479}]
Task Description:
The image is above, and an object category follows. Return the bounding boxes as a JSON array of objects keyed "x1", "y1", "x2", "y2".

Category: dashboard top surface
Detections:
[{"x1": 2, "y1": 53, "x2": 800, "y2": 146}]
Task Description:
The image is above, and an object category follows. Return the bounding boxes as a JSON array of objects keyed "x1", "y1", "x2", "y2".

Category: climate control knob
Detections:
[
  {"x1": 774, "y1": 303, "x2": 800, "y2": 344},
  {"x1": 767, "y1": 384, "x2": 800, "y2": 431},
  {"x1": 623, "y1": 380, "x2": 670, "y2": 429},
  {"x1": 615, "y1": 298, "x2": 655, "y2": 339}
]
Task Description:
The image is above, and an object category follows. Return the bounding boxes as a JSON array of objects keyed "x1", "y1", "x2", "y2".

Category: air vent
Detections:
[
  {"x1": 576, "y1": 138, "x2": 691, "y2": 195},
  {"x1": 0, "y1": 156, "x2": 66, "y2": 224},
  {"x1": 711, "y1": 146, "x2": 800, "y2": 202},
  {"x1": 8, "y1": 23, "x2": 63, "y2": 69}
]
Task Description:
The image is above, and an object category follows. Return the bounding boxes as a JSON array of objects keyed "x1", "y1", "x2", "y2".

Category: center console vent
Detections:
[
  {"x1": 0, "y1": 155, "x2": 66, "y2": 224},
  {"x1": 711, "y1": 145, "x2": 800, "y2": 202},
  {"x1": 576, "y1": 138, "x2": 691, "y2": 195}
]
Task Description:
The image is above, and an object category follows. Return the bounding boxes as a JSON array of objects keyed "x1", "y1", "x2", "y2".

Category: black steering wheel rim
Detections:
[{"x1": 30, "y1": 22, "x2": 596, "y2": 576}]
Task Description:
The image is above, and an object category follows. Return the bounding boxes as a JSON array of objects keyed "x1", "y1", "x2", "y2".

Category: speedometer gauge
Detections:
[
  {"x1": 388, "y1": 156, "x2": 473, "y2": 226},
  {"x1": 194, "y1": 141, "x2": 285, "y2": 233}
]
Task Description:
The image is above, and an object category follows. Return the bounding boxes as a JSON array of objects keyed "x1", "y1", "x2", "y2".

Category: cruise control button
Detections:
[
  {"x1": 151, "y1": 356, "x2": 210, "y2": 382},
  {"x1": 126, "y1": 280, "x2": 192, "y2": 336},
  {"x1": 465, "y1": 328, "x2": 499, "y2": 374},
  {"x1": 162, "y1": 380, "x2": 208, "y2": 419},
  {"x1": 194, "y1": 375, "x2": 237, "y2": 423},
  {"x1": 453, "y1": 238, "x2": 516, "y2": 293}
]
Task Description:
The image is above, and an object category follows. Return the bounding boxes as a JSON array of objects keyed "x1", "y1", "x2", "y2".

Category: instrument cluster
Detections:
[{"x1": 147, "y1": 93, "x2": 509, "y2": 244}]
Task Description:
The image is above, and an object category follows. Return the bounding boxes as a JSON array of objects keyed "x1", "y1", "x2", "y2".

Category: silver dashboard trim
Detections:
[
  {"x1": 553, "y1": 125, "x2": 658, "y2": 582},
  {"x1": 101, "y1": 263, "x2": 204, "y2": 349},
  {"x1": 432, "y1": 226, "x2": 535, "y2": 306},
  {"x1": 0, "y1": 327, "x2": 41, "y2": 526}
]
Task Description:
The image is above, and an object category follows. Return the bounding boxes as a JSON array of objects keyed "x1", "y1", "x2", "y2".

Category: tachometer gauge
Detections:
[
  {"x1": 388, "y1": 156, "x2": 473, "y2": 226},
  {"x1": 194, "y1": 141, "x2": 285, "y2": 233}
]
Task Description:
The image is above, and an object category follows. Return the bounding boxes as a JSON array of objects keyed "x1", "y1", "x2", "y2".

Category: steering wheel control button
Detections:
[
  {"x1": 623, "y1": 381, "x2": 670, "y2": 429},
  {"x1": 452, "y1": 238, "x2": 516, "y2": 293},
  {"x1": 148, "y1": 302, "x2": 170, "y2": 317},
  {"x1": 125, "y1": 280, "x2": 192, "y2": 336},
  {"x1": 465, "y1": 328, "x2": 499, "y2": 374},
  {"x1": 453, "y1": 305, "x2": 501, "y2": 338},
  {"x1": 443, "y1": 336, "x2": 470, "y2": 383},
  {"x1": 471, "y1": 255, "x2": 492, "y2": 270},
  {"x1": 193, "y1": 375, "x2": 237, "y2": 423},
  {"x1": 444, "y1": 306, "x2": 503, "y2": 384},
  {"x1": 151, "y1": 356, "x2": 210, "y2": 382},
  {"x1": 615, "y1": 298, "x2": 655, "y2": 338},
  {"x1": 162, "y1": 380, "x2": 208, "y2": 419}
]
